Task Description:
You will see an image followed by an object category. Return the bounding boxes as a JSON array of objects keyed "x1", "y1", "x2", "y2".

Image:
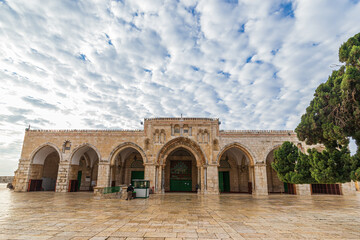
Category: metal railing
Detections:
[{"x1": 103, "y1": 186, "x2": 121, "y2": 194}]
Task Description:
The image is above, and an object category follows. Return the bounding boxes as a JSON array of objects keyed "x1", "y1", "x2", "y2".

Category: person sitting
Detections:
[{"x1": 126, "y1": 184, "x2": 134, "y2": 200}]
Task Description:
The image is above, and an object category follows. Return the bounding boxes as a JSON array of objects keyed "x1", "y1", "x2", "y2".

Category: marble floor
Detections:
[{"x1": 0, "y1": 184, "x2": 360, "y2": 240}]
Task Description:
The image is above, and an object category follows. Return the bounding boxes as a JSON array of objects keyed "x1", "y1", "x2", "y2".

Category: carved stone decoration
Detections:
[
  {"x1": 62, "y1": 140, "x2": 71, "y2": 153},
  {"x1": 213, "y1": 139, "x2": 219, "y2": 151},
  {"x1": 157, "y1": 137, "x2": 207, "y2": 166},
  {"x1": 144, "y1": 138, "x2": 150, "y2": 150}
]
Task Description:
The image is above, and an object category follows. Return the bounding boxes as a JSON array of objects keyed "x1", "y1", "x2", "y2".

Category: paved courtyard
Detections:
[{"x1": 1, "y1": 184, "x2": 360, "y2": 240}]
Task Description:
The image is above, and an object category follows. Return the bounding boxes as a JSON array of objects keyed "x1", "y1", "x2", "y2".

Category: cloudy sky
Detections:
[{"x1": 1, "y1": 0, "x2": 360, "y2": 175}]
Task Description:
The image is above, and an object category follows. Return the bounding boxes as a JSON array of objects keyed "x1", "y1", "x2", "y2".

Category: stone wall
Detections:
[
  {"x1": 0, "y1": 176, "x2": 14, "y2": 183},
  {"x1": 13, "y1": 117, "x2": 354, "y2": 196}
]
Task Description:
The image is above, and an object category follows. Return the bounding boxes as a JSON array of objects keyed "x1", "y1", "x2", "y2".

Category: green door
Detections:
[
  {"x1": 284, "y1": 182, "x2": 288, "y2": 193},
  {"x1": 219, "y1": 171, "x2": 224, "y2": 192},
  {"x1": 77, "y1": 171, "x2": 82, "y2": 191},
  {"x1": 170, "y1": 179, "x2": 192, "y2": 191},
  {"x1": 131, "y1": 171, "x2": 144, "y2": 185},
  {"x1": 170, "y1": 160, "x2": 192, "y2": 192},
  {"x1": 223, "y1": 171, "x2": 230, "y2": 192},
  {"x1": 219, "y1": 171, "x2": 230, "y2": 192}
]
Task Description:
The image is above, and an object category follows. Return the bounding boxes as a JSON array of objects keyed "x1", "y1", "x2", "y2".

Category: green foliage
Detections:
[
  {"x1": 272, "y1": 142, "x2": 297, "y2": 183},
  {"x1": 296, "y1": 32, "x2": 360, "y2": 149},
  {"x1": 293, "y1": 152, "x2": 313, "y2": 184},
  {"x1": 308, "y1": 147, "x2": 351, "y2": 184},
  {"x1": 271, "y1": 142, "x2": 352, "y2": 184},
  {"x1": 350, "y1": 153, "x2": 360, "y2": 181},
  {"x1": 295, "y1": 32, "x2": 360, "y2": 183},
  {"x1": 272, "y1": 142, "x2": 316, "y2": 184}
]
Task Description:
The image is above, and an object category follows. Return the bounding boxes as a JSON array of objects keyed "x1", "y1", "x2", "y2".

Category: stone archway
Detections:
[
  {"x1": 68, "y1": 144, "x2": 101, "y2": 192},
  {"x1": 216, "y1": 143, "x2": 254, "y2": 194},
  {"x1": 109, "y1": 142, "x2": 147, "y2": 165},
  {"x1": 109, "y1": 145, "x2": 145, "y2": 187},
  {"x1": 156, "y1": 137, "x2": 207, "y2": 193},
  {"x1": 164, "y1": 147, "x2": 198, "y2": 192},
  {"x1": 266, "y1": 147, "x2": 285, "y2": 194},
  {"x1": 28, "y1": 143, "x2": 61, "y2": 191}
]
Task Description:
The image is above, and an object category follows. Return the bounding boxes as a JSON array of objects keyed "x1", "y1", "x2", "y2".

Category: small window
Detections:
[
  {"x1": 184, "y1": 129, "x2": 188, "y2": 133},
  {"x1": 174, "y1": 127, "x2": 180, "y2": 133}
]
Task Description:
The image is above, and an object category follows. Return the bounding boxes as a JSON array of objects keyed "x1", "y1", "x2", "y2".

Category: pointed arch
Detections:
[
  {"x1": 216, "y1": 142, "x2": 255, "y2": 166},
  {"x1": 109, "y1": 142, "x2": 147, "y2": 165},
  {"x1": 30, "y1": 142, "x2": 62, "y2": 164},
  {"x1": 264, "y1": 144, "x2": 283, "y2": 164},
  {"x1": 156, "y1": 137, "x2": 207, "y2": 166},
  {"x1": 70, "y1": 143, "x2": 101, "y2": 165}
]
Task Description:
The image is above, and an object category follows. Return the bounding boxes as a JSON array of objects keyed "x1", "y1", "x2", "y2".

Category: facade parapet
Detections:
[
  {"x1": 144, "y1": 117, "x2": 219, "y2": 121},
  {"x1": 220, "y1": 130, "x2": 296, "y2": 135},
  {"x1": 27, "y1": 129, "x2": 144, "y2": 133}
]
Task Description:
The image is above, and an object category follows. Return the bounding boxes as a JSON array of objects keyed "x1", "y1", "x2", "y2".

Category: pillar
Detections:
[
  {"x1": 14, "y1": 159, "x2": 30, "y2": 192},
  {"x1": 254, "y1": 164, "x2": 268, "y2": 196},
  {"x1": 156, "y1": 165, "x2": 163, "y2": 193},
  {"x1": 249, "y1": 166, "x2": 254, "y2": 193},
  {"x1": 295, "y1": 184, "x2": 311, "y2": 195},
  {"x1": 161, "y1": 166, "x2": 165, "y2": 193},
  {"x1": 144, "y1": 164, "x2": 156, "y2": 191},
  {"x1": 200, "y1": 166, "x2": 205, "y2": 193},
  {"x1": 342, "y1": 182, "x2": 357, "y2": 196},
  {"x1": 97, "y1": 161, "x2": 110, "y2": 187},
  {"x1": 56, "y1": 161, "x2": 71, "y2": 192},
  {"x1": 206, "y1": 164, "x2": 219, "y2": 194}
]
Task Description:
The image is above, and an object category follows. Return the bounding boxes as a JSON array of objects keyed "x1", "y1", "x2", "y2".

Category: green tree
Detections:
[
  {"x1": 308, "y1": 147, "x2": 352, "y2": 183},
  {"x1": 296, "y1": 32, "x2": 360, "y2": 149},
  {"x1": 292, "y1": 151, "x2": 314, "y2": 184},
  {"x1": 350, "y1": 153, "x2": 360, "y2": 181},
  {"x1": 271, "y1": 142, "x2": 315, "y2": 184},
  {"x1": 272, "y1": 142, "x2": 298, "y2": 183},
  {"x1": 295, "y1": 32, "x2": 360, "y2": 182}
]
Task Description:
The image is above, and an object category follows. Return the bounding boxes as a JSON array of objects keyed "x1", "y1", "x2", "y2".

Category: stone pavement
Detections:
[{"x1": 1, "y1": 184, "x2": 360, "y2": 240}]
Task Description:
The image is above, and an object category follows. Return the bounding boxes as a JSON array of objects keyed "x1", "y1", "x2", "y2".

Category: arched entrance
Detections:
[
  {"x1": 156, "y1": 137, "x2": 207, "y2": 193},
  {"x1": 69, "y1": 145, "x2": 100, "y2": 192},
  {"x1": 109, "y1": 146, "x2": 145, "y2": 187},
  {"x1": 164, "y1": 148, "x2": 198, "y2": 192},
  {"x1": 28, "y1": 144, "x2": 60, "y2": 191},
  {"x1": 217, "y1": 147, "x2": 253, "y2": 193},
  {"x1": 266, "y1": 148, "x2": 285, "y2": 193}
]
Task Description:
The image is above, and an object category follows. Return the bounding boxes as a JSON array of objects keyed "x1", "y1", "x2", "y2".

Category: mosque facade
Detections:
[{"x1": 13, "y1": 118, "x2": 356, "y2": 196}]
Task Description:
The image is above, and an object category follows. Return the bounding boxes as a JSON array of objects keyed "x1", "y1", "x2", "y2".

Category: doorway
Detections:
[{"x1": 219, "y1": 171, "x2": 230, "y2": 192}]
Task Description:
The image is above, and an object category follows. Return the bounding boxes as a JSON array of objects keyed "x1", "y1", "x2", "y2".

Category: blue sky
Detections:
[{"x1": 0, "y1": 0, "x2": 360, "y2": 175}]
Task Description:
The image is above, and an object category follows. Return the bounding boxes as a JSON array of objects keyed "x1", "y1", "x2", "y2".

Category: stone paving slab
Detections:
[{"x1": 1, "y1": 184, "x2": 360, "y2": 239}]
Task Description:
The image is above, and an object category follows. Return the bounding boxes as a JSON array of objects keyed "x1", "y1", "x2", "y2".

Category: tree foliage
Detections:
[
  {"x1": 272, "y1": 142, "x2": 315, "y2": 184},
  {"x1": 308, "y1": 147, "x2": 351, "y2": 183},
  {"x1": 272, "y1": 142, "x2": 351, "y2": 184},
  {"x1": 272, "y1": 142, "x2": 297, "y2": 183},
  {"x1": 294, "y1": 32, "x2": 360, "y2": 182}
]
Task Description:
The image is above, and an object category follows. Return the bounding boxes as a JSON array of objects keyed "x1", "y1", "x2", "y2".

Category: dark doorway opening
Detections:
[{"x1": 219, "y1": 171, "x2": 230, "y2": 192}]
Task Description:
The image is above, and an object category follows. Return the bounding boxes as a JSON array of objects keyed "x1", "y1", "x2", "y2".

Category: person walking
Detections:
[{"x1": 126, "y1": 184, "x2": 134, "y2": 200}]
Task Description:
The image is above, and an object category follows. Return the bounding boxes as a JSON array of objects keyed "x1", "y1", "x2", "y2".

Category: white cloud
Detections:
[{"x1": 0, "y1": 0, "x2": 360, "y2": 175}]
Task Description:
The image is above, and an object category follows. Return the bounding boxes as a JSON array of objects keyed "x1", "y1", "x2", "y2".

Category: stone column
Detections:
[
  {"x1": 342, "y1": 182, "x2": 356, "y2": 196},
  {"x1": 206, "y1": 164, "x2": 219, "y2": 194},
  {"x1": 14, "y1": 159, "x2": 31, "y2": 192},
  {"x1": 157, "y1": 165, "x2": 163, "y2": 193},
  {"x1": 254, "y1": 164, "x2": 268, "y2": 196},
  {"x1": 200, "y1": 166, "x2": 205, "y2": 194},
  {"x1": 249, "y1": 166, "x2": 254, "y2": 193},
  {"x1": 144, "y1": 164, "x2": 156, "y2": 191},
  {"x1": 56, "y1": 161, "x2": 71, "y2": 192},
  {"x1": 295, "y1": 184, "x2": 311, "y2": 195},
  {"x1": 161, "y1": 166, "x2": 165, "y2": 193},
  {"x1": 97, "y1": 161, "x2": 110, "y2": 187}
]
